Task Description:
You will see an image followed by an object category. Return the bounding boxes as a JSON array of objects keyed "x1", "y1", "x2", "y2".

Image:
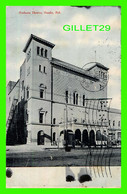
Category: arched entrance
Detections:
[
  {"x1": 96, "y1": 130, "x2": 102, "y2": 141},
  {"x1": 37, "y1": 130, "x2": 45, "y2": 145},
  {"x1": 82, "y1": 130, "x2": 89, "y2": 146},
  {"x1": 53, "y1": 132, "x2": 56, "y2": 145},
  {"x1": 75, "y1": 129, "x2": 81, "y2": 145},
  {"x1": 53, "y1": 132, "x2": 56, "y2": 142},
  {"x1": 89, "y1": 130, "x2": 96, "y2": 146}
]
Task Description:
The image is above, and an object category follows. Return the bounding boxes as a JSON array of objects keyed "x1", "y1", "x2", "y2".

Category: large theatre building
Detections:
[{"x1": 6, "y1": 34, "x2": 121, "y2": 147}]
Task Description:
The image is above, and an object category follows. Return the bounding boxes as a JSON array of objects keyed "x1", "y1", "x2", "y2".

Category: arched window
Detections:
[
  {"x1": 39, "y1": 65, "x2": 41, "y2": 72},
  {"x1": 27, "y1": 90, "x2": 29, "y2": 99},
  {"x1": 65, "y1": 90, "x2": 68, "y2": 103},
  {"x1": 83, "y1": 95, "x2": 85, "y2": 106},
  {"x1": 73, "y1": 92, "x2": 75, "y2": 104},
  {"x1": 73, "y1": 92, "x2": 78, "y2": 105},
  {"x1": 53, "y1": 132, "x2": 56, "y2": 142},
  {"x1": 45, "y1": 49, "x2": 47, "y2": 58},
  {"x1": 113, "y1": 120, "x2": 115, "y2": 127},
  {"x1": 37, "y1": 46, "x2": 40, "y2": 55},
  {"x1": 76, "y1": 93, "x2": 78, "y2": 105},
  {"x1": 43, "y1": 66, "x2": 46, "y2": 73},
  {"x1": 41, "y1": 48, "x2": 44, "y2": 57}
]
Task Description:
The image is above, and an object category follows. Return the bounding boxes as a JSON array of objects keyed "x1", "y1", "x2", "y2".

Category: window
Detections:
[
  {"x1": 113, "y1": 120, "x2": 115, "y2": 127},
  {"x1": 73, "y1": 92, "x2": 78, "y2": 105},
  {"x1": 99, "y1": 71, "x2": 100, "y2": 77},
  {"x1": 73, "y1": 92, "x2": 75, "y2": 104},
  {"x1": 53, "y1": 118, "x2": 56, "y2": 124},
  {"x1": 21, "y1": 81, "x2": 24, "y2": 90},
  {"x1": 101, "y1": 72, "x2": 104, "y2": 79},
  {"x1": 109, "y1": 120, "x2": 110, "y2": 126},
  {"x1": 39, "y1": 112, "x2": 44, "y2": 123},
  {"x1": 39, "y1": 84, "x2": 47, "y2": 99},
  {"x1": 53, "y1": 132, "x2": 56, "y2": 142},
  {"x1": 27, "y1": 89, "x2": 29, "y2": 99},
  {"x1": 65, "y1": 91, "x2": 68, "y2": 103},
  {"x1": 40, "y1": 89, "x2": 44, "y2": 98},
  {"x1": 41, "y1": 48, "x2": 43, "y2": 57},
  {"x1": 44, "y1": 66, "x2": 46, "y2": 73},
  {"x1": 37, "y1": 46, "x2": 40, "y2": 55},
  {"x1": 83, "y1": 95, "x2": 85, "y2": 106},
  {"x1": 45, "y1": 49, "x2": 47, "y2": 58},
  {"x1": 39, "y1": 65, "x2": 41, "y2": 72},
  {"x1": 118, "y1": 121, "x2": 120, "y2": 127},
  {"x1": 104, "y1": 73, "x2": 107, "y2": 80},
  {"x1": 76, "y1": 93, "x2": 78, "y2": 105}
]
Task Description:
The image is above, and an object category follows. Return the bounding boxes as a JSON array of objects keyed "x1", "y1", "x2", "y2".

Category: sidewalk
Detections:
[{"x1": 6, "y1": 144, "x2": 60, "y2": 153}]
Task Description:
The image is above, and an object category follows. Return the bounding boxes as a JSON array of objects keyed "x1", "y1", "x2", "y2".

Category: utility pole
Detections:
[{"x1": 65, "y1": 102, "x2": 68, "y2": 130}]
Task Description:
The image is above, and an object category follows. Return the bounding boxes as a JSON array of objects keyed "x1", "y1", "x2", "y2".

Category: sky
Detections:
[{"x1": 6, "y1": 6, "x2": 121, "y2": 109}]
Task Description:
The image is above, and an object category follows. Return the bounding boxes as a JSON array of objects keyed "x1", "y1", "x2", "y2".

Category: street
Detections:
[{"x1": 6, "y1": 146, "x2": 121, "y2": 167}]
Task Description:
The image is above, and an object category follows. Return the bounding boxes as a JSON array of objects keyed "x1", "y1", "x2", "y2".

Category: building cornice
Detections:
[{"x1": 23, "y1": 34, "x2": 55, "y2": 53}]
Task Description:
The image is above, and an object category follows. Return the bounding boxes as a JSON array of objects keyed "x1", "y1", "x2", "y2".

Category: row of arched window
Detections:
[
  {"x1": 65, "y1": 90, "x2": 85, "y2": 106},
  {"x1": 109, "y1": 120, "x2": 120, "y2": 127},
  {"x1": 37, "y1": 46, "x2": 48, "y2": 58}
]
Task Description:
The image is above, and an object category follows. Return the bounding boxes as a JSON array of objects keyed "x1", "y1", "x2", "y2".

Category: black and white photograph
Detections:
[{"x1": 6, "y1": 6, "x2": 121, "y2": 188}]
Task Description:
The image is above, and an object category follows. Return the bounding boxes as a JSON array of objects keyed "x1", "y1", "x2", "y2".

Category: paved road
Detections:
[{"x1": 6, "y1": 147, "x2": 121, "y2": 167}]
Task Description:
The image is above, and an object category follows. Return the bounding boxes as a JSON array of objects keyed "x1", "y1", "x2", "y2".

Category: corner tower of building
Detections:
[{"x1": 23, "y1": 34, "x2": 55, "y2": 144}]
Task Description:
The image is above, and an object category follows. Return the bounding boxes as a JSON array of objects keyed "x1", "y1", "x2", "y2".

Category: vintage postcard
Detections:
[{"x1": 6, "y1": 6, "x2": 121, "y2": 188}]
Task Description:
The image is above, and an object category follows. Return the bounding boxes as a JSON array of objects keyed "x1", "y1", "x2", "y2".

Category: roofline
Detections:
[
  {"x1": 51, "y1": 58, "x2": 99, "y2": 81},
  {"x1": 23, "y1": 34, "x2": 55, "y2": 53},
  {"x1": 87, "y1": 63, "x2": 109, "y2": 71},
  {"x1": 109, "y1": 108, "x2": 121, "y2": 114}
]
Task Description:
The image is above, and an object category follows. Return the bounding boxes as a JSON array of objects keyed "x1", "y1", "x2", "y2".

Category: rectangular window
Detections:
[
  {"x1": 39, "y1": 113, "x2": 44, "y2": 123},
  {"x1": 37, "y1": 46, "x2": 40, "y2": 55},
  {"x1": 65, "y1": 91, "x2": 68, "y2": 103},
  {"x1": 83, "y1": 95, "x2": 85, "y2": 106},
  {"x1": 39, "y1": 65, "x2": 41, "y2": 72},
  {"x1": 40, "y1": 89, "x2": 44, "y2": 98},
  {"x1": 118, "y1": 121, "x2": 120, "y2": 127},
  {"x1": 53, "y1": 118, "x2": 56, "y2": 124}
]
